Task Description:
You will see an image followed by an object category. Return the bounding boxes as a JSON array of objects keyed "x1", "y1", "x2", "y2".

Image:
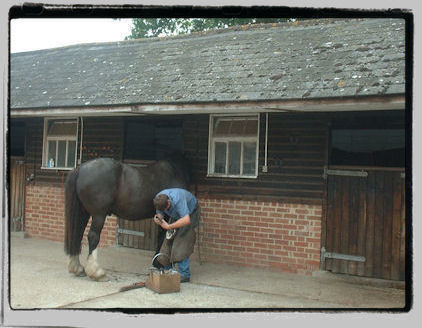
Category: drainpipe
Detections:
[
  {"x1": 263, "y1": 112, "x2": 269, "y2": 173},
  {"x1": 78, "y1": 117, "x2": 84, "y2": 165}
]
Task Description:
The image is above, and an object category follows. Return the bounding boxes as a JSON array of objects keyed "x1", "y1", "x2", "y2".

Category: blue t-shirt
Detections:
[{"x1": 156, "y1": 188, "x2": 198, "y2": 220}]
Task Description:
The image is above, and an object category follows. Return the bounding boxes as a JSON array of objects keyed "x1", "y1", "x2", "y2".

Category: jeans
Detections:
[{"x1": 166, "y1": 257, "x2": 190, "y2": 279}]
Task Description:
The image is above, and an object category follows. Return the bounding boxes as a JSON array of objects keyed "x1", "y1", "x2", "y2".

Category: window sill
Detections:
[
  {"x1": 41, "y1": 167, "x2": 74, "y2": 171},
  {"x1": 206, "y1": 173, "x2": 258, "y2": 179}
]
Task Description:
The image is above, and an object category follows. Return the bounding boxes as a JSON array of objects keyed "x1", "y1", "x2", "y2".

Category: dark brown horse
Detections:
[{"x1": 64, "y1": 155, "x2": 190, "y2": 281}]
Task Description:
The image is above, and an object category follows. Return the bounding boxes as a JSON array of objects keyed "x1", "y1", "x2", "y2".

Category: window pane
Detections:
[
  {"x1": 228, "y1": 142, "x2": 241, "y2": 175},
  {"x1": 67, "y1": 141, "x2": 76, "y2": 167},
  {"x1": 243, "y1": 142, "x2": 257, "y2": 175},
  {"x1": 47, "y1": 140, "x2": 56, "y2": 167},
  {"x1": 214, "y1": 142, "x2": 226, "y2": 174},
  {"x1": 214, "y1": 120, "x2": 231, "y2": 137},
  {"x1": 214, "y1": 117, "x2": 258, "y2": 137},
  {"x1": 57, "y1": 140, "x2": 66, "y2": 167},
  {"x1": 244, "y1": 119, "x2": 258, "y2": 136},
  {"x1": 230, "y1": 121, "x2": 244, "y2": 135},
  {"x1": 48, "y1": 120, "x2": 77, "y2": 137}
]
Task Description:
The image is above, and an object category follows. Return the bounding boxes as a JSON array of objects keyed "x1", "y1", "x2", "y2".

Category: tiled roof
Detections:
[{"x1": 10, "y1": 18, "x2": 405, "y2": 109}]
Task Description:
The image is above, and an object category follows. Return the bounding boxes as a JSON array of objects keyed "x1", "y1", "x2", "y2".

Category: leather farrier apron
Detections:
[{"x1": 156, "y1": 204, "x2": 200, "y2": 266}]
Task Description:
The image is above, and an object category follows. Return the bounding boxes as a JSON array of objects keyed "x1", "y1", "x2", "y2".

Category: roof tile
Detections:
[{"x1": 10, "y1": 18, "x2": 405, "y2": 109}]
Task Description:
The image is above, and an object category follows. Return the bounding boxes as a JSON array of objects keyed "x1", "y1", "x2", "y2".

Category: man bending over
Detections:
[{"x1": 153, "y1": 188, "x2": 200, "y2": 283}]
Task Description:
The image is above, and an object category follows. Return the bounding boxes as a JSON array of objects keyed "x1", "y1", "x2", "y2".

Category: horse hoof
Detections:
[
  {"x1": 93, "y1": 274, "x2": 109, "y2": 282},
  {"x1": 85, "y1": 264, "x2": 108, "y2": 281},
  {"x1": 68, "y1": 258, "x2": 86, "y2": 277},
  {"x1": 86, "y1": 269, "x2": 108, "y2": 282}
]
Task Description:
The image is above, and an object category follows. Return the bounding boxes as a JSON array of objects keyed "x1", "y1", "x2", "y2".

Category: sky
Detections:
[{"x1": 10, "y1": 18, "x2": 134, "y2": 53}]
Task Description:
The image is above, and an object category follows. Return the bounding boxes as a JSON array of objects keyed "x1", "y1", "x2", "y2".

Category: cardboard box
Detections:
[{"x1": 146, "y1": 269, "x2": 180, "y2": 294}]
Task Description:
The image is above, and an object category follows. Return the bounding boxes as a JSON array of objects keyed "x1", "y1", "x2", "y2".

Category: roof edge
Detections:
[{"x1": 9, "y1": 94, "x2": 405, "y2": 118}]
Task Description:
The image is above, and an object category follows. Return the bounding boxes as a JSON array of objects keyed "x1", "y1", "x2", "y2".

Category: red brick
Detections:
[{"x1": 25, "y1": 187, "x2": 322, "y2": 276}]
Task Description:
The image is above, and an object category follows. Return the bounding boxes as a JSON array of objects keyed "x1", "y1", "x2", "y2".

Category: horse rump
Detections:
[{"x1": 64, "y1": 168, "x2": 89, "y2": 255}]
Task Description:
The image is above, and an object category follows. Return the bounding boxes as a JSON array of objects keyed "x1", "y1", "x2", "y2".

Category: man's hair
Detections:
[{"x1": 153, "y1": 194, "x2": 169, "y2": 211}]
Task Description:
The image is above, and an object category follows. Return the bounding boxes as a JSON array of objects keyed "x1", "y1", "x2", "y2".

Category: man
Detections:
[{"x1": 153, "y1": 188, "x2": 200, "y2": 283}]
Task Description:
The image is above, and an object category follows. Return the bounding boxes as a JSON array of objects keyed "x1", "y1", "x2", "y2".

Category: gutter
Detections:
[{"x1": 9, "y1": 95, "x2": 405, "y2": 118}]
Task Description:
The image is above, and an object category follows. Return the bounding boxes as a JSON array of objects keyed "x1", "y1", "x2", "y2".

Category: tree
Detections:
[{"x1": 126, "y1": 18, "x2": 291, "y2": 39}]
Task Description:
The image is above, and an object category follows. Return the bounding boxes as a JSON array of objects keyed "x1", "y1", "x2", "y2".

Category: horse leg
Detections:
[
  {"x1": 66, "y1": 213, "x2": 89, "y2": 277},
  {"x1": 68, "y1": 255, "x2": 86, "y2": 276},
  {"x1": 84, "y1": 214, "x2": 108, "y2": 281}
]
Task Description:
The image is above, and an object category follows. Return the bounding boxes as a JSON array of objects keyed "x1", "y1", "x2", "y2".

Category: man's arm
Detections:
[
  {"x1": 169, "y1": 214, "x2": 190, "y2": 229},
  {"x1": 154, "y1": 214, "x2": 190, "y2": 230}
]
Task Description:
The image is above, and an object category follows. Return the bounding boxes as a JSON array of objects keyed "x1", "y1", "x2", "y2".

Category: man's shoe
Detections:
[{"x1": 180, "y1": 276, "x2": 190, "y2": 283}]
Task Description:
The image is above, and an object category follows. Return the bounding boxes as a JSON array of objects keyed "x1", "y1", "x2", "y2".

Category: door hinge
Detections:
[
  {"x1": 323, "y1": 168, "x2": 368, "y2": 179},
  {"x1": 116, "y1": 225, "x2": 145, "y2": 238},
  {"x1": 321, "y1": 247, "x2": 366, "y2": 263}
]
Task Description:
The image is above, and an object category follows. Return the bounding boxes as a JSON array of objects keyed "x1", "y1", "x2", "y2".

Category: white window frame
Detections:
[
  {"x1": 207, "y1": 114, "x2": 260, "y2": 179},
  {"x1": 42, "y1": 117, "x2": 79, "y2": 170}
]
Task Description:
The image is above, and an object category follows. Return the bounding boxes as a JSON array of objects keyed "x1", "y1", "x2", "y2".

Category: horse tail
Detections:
[{"x1": 64, "y1": 168, "x2": 89, "y2": 256}]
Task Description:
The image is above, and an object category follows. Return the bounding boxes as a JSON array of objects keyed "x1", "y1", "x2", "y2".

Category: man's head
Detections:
[{"x1": 153, "y1": 194, "x2": 170, "y2": 211}]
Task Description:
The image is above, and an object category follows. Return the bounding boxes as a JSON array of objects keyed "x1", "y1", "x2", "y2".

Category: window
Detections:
[
  {"x1": 43, "y1": 118, "x2": 78, "y2": 169},
  {"x1": 208, "y1": 115, "x2": 259, "y2": 178}
]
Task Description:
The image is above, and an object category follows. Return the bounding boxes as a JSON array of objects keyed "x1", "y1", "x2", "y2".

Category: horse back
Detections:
[{"x1": 75, "y1": 157, "x2": 190, "y2": 220}]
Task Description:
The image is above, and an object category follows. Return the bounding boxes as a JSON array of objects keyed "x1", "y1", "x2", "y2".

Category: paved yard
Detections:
[{"x1": 7, "y1": 235, "x2": 406, "y2": 310}]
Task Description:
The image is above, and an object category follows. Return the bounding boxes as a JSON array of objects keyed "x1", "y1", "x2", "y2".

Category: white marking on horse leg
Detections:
[
  {"x1": 68, "y1": 255, "x2": 85, "y2": 276},
  {"x1": 92, "y1": 248, "x2": 98, "y2": 261},
  {"x1": 85, "y1": 249, "x2": 108, "y2": 281}
]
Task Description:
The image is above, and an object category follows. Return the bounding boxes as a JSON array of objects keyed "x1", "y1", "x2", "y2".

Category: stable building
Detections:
[{"x1": 9, "y1": 18, "x2": 407, "y2": 280}]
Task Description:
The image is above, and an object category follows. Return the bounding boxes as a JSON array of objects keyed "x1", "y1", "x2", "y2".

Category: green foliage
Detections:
[{"x1": 126, "y1": 18, "x2": 290, "y2": 39}]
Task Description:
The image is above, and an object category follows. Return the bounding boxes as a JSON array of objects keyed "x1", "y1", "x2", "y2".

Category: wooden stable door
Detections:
[
  {"x1": 115, "y1": 161, "x2": 159, "y2": 251},
  {"x1": 117, "y1": 217, "x2": 158, "y2": 251},
  {"x1": 324, "y1": 167, "x2": 405, "y2": 281},
  {"x1": 10, "y1": 157, "x2": 26, "y2": 232}
]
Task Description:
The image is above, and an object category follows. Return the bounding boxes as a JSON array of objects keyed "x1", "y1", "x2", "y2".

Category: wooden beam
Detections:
[{"x1": 10, "y1": 95, "x2": 405, "y2": 117}]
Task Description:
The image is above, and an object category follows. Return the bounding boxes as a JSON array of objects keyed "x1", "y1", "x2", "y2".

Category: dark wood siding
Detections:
[
  {"x1": 123, "y1": 116, "x2": 184, "y2": 161},
  {"x1": 183, "y1": 113, "x2": 328, "y2": 203},
  {"x1": 23, "y1": 117, "x2": 124, "y2": 186},
  {"x1": 81, "y1": 117, "x2": 124, "y2": 162}
]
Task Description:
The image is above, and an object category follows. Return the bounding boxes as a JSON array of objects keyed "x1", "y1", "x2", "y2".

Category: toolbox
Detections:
[{"x1": 145, "y1": 268, "x2": 180, "y2": 294}]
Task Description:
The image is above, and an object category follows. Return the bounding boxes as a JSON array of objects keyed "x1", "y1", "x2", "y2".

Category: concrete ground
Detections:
[{"x1": 8, "y1": 235, "x2": 406, "y2": 310}]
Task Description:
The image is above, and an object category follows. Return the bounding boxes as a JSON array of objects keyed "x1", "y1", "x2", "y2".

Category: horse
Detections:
[{"x1": 64, "y1": 154, "x2": 190, "y2": 281}]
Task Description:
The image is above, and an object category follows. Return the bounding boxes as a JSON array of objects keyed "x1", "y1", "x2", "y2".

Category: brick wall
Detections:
[
  {"x1": 193, "y1": 196, "x2": 322, "y2": 275},
  {"x1": 24, "y1": 184, "x2": 322, "y2": 275},
  {"x1": 24, "y1": 184, "x2": 116, "y2": 247}
]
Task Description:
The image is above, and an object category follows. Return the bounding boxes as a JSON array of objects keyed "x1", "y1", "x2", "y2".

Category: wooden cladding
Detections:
[
  {"x1": 22, "y1": 113, "x2": 327, "y2": 201},
  {"x1": 81, "y1": 117, "x2": 123, "y2": 162},
  {"x1": 183, "y1": 113, "x2": 327, "y2": 202},
  {"x1": 23, "y1": 117, "x2": 124, "y2": 185},
  {"x1": 9, "y1": 157, "x2": 26, "y2": 231},
  {"x1": 324, "y1": 169, "x2": 405, "y2": 281}
]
